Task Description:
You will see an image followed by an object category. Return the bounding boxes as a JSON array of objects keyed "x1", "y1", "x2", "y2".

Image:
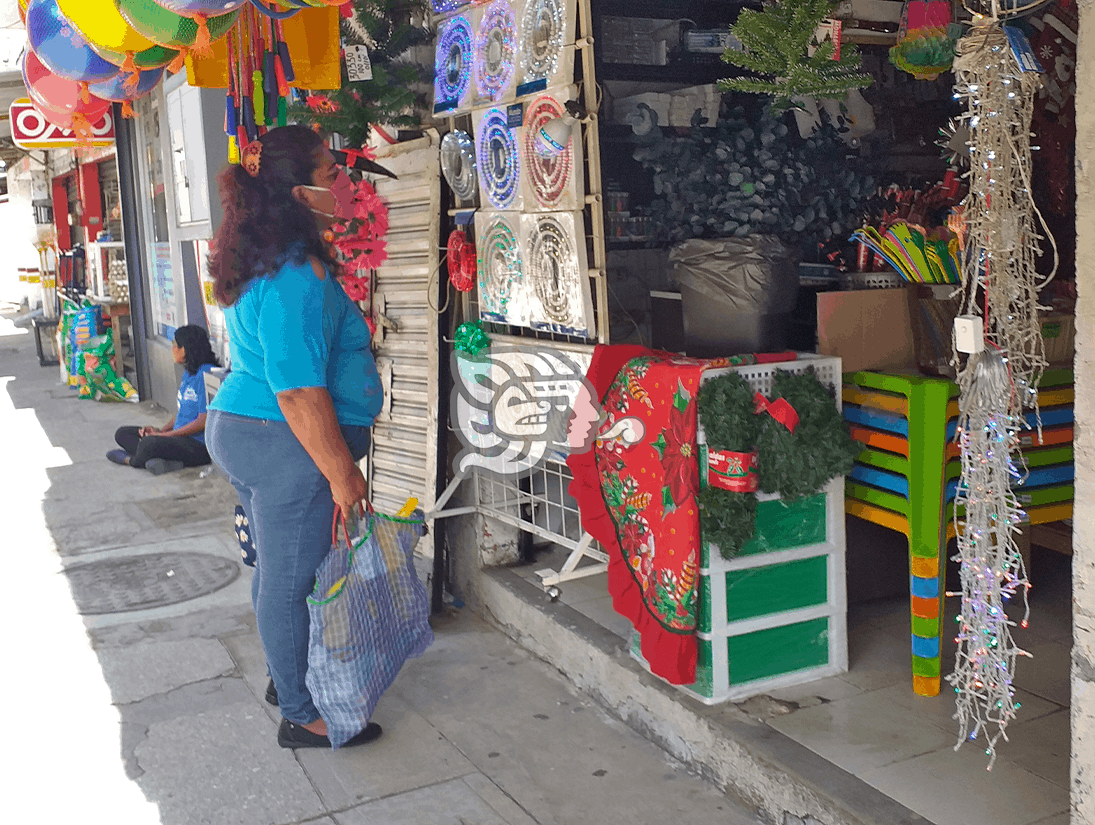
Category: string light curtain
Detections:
[{"x1": 947, "y1": 13, "x2": 1056, "y2": 769}]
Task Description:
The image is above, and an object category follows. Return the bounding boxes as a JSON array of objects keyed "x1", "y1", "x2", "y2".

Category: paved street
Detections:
[{"x1": 0, "y1": 311, "x2": 759, "y2": 825}]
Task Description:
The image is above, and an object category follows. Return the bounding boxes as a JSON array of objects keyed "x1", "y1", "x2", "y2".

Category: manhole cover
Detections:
[{"x1": 64, "y1": 552, "x2": 241, "y2": 615}]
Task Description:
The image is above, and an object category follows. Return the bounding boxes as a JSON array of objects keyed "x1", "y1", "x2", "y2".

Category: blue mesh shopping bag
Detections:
[{"x1": 305, "y1": 506, "x2": 432, "y2": 748}]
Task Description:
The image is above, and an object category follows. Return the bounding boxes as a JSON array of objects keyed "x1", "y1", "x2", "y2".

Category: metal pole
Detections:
[{"x1": 112, "y1": 103, "x2": 152, "y2": 400}]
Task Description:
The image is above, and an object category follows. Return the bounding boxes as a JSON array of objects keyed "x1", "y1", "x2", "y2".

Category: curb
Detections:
[{"x1": 475, "y1": 567, "x2": 933, "y2": 825}]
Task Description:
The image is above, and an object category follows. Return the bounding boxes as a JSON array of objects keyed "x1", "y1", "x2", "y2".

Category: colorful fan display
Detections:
[
  {"x1": 477, "y1": 106, "x2": 521, "y2": 209},
  {"x1": 476, "y1": 212, "x2": 526, "y2": 326},
  {"x1": 440, "y1": 130, "x2": 479, "y2": 204},
  {"x1": 518, "y1": 0, "x2": 571, "y2": 91},
  {"x1": 473, "y1": 0, "x2": 517, "y2": 104},
  {"x1": 521, "y1": 211, "x2": 593, "y2": 337},
  {"x1": 434, "y1": 14, "x2": 474, "y2": 114},
  {"x1": 520, "y1": 91, "x2": 583, "y2": 211},
  {"x1": 18, "y1": 0, "x2": 350, "y2": 141}
]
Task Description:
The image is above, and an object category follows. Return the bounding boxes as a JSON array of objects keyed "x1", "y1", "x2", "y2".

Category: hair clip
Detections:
[{"x1": 241, "y1": 140, "x2": 262, "y2": 178}]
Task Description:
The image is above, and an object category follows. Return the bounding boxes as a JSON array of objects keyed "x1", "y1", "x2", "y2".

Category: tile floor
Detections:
[{"x1": 513, "y1": 542, "x2": 1074, "y2": 825}]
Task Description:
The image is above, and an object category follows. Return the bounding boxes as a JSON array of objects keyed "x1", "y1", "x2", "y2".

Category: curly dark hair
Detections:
[
  {"x1": 173, "y1": 324, "x2": 219, "y2": 375},
  {"x1": 208, "y1": 125, "x2": 338, "y2": 305}
]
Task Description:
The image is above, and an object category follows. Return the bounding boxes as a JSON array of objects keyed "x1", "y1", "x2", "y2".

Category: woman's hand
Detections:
[{"x1": 329, "y1": 461, "x2": 368, "y2": 518}]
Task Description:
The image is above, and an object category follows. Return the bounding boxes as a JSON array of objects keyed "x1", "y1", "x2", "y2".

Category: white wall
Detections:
[{"x1": 0, "y1": 156, "x2": 50, "y2": 306}]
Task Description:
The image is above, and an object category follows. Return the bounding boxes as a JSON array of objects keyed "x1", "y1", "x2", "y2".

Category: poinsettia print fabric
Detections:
[{"x1": 594, "y1": 355, "x2": 706, "y2": 635}]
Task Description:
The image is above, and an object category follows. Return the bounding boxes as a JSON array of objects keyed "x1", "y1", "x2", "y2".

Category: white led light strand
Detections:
[
  {"x1": 946, "y1": 18, "x2": 1055, "y2": 769},
  {"x1": 527, "y1": 215, "x2": 580, "y2": 327},
  {"x1": 520, "y1": 0, "x2": 566, "y2": 84}
]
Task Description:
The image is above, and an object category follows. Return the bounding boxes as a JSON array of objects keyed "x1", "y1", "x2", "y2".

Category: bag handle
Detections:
[{"x1": 330, "y1": 500, "x2": 375, "y2": 550}]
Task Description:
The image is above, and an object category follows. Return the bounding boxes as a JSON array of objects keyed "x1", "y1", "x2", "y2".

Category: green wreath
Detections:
[
  {"x1": 755, "y1": 368, "x2": 860, "y2": 500},
  {"x1": 697, "y1": 372, "x2": 762, "y2": 560}
]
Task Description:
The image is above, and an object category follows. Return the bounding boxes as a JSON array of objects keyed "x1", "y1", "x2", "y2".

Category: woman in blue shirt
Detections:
[
  {"x1": 107, "y1": 324, "x2": 218, "y2": 474},
  {"x1": 205, "y1": 126, "x2": 384, "y2": 751}
]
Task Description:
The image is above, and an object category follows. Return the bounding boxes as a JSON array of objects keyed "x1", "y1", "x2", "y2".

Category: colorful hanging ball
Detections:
[
  {"x1": 92, "y1": 41, "x2": 181, "y2": 72},
  {"x1": 276, "y1": 1, "x2": 349, "y2": 7},
  {"x1": 116, "y1": 0, "x2": 240, "y2": 51},
  {"x1": 56, "y1": 0, "x2": 155, "y2": 56},
  {"x1": 88, "y1": 66, "x2": 164, "y2": 101},
  {"x1": 22, "y1": 49, "x2": 112, "y2": 120},
  {"x1": 154, "y1": 1, "x2": 248, "y2": 14},
  {"x1": 25, "y1": 0, "x2": 121, "y2": 84},
  {"x1": 29, "y1": 97, "x2": 111, "y2": 132}
]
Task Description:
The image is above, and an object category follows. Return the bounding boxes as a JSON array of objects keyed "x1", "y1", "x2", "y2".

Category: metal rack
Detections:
[{"x1": 428, "y1": 0, "x2": 611, "y2": 592}]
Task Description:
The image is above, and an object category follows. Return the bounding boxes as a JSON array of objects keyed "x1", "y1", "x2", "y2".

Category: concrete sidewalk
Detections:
[{"x1": 0, "y1": 313, "x2": 760, "y2": 825}]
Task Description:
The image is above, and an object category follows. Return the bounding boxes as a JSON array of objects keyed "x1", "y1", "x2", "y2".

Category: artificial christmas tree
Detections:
[
  {"x1": 719, "y1": 0, "x2": 873, "y2": 113},
  {"x1": 291, "y1": 0, "x2": 431, "y2": 146}
]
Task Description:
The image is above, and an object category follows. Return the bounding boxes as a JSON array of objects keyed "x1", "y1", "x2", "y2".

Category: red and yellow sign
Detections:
[{"x1": 9, "y1": 99, "x2": 115, "y2": 150}]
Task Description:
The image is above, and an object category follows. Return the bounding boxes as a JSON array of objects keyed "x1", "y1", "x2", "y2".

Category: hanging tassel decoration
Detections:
[
  {"x1": 192, "y1": 14, "x2": 213, "y2": 56},
  {"x1": 168, "y1": 48, "x2": 188, "y2": 74},
  {"x1": 79, "y1": 82, "x2": 90, "y2": 104},
  {"x1": 71, "y1": 112, "x2": 93, "y2": 146},
  {"x1": 121, "y1": 100, "x2": 135, "y2": 118},
  {"x1": 121, "y1": 51, "x2": 138, "y2": 77}
]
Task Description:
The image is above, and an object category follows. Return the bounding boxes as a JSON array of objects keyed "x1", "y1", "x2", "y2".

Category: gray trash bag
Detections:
[{"x1": 669, "y1": 236, "x2": 800, "y2": 355}]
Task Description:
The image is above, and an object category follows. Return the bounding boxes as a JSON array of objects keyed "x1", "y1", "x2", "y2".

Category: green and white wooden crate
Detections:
[{"x1": 631, "y1": 354, "x2": 849, "y2": 704}]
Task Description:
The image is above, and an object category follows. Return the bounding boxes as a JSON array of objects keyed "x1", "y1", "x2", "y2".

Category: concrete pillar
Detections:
[{"x1": 1072, "y1": 3, "x2": 1095, "y2": 822}]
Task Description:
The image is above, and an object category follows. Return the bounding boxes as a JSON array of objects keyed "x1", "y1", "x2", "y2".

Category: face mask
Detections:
[{"x1": 301, "y1": 168, "x2": 355, "y2": 222}]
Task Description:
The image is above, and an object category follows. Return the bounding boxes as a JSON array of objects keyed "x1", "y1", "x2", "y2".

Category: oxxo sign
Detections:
[{"x1": 9, "y1": 99, "x2": 115, "y2": 150}]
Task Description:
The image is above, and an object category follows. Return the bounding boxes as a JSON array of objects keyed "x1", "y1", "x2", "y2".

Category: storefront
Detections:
[
  {"x1": 117, "y1": 77, "x2": 228, "y2": 408},
  {"x1": 427, "y1": 1, "x2": 1086, "y2": 823}
]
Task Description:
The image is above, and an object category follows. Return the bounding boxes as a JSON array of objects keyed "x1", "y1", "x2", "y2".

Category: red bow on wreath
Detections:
[{"x1": 754, "y1": 392, "x2": 800, "y2": 433}]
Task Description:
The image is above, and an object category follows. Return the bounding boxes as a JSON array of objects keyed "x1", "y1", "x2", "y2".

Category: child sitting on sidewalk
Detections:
[{"x1": 107, "y1": 325, "x2": 219, "y2": 475}]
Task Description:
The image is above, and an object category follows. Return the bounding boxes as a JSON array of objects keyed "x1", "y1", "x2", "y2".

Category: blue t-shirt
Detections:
[
  {"x1": 177, "y1": 363, "x2": 213, "y2": 444},
  {"x1": 209, "y1": 254, "x2": 383, "y2": 426}
]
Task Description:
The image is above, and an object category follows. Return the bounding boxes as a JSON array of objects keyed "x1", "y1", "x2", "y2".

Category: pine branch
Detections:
[
  {"x1": 720, "y1": 0, "x2": 873, "y2": 111},
  {"x1": 293, "y1": 0, "x2": 431, "y2": 143}
]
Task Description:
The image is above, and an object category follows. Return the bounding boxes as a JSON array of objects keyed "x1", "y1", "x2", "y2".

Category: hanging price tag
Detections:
[{"x1": 345, "y1": 45, "x2": 373, "y2": 82}]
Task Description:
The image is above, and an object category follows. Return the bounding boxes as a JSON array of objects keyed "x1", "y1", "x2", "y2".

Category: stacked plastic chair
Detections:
[{"x1": 841, "y1": 369, "x2": 1074, "y2": 696}]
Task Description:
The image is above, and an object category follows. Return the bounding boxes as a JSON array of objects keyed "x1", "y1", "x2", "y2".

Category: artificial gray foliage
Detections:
[{"x1": 633, "y1": 106, "x2": 875, "y2": 253}]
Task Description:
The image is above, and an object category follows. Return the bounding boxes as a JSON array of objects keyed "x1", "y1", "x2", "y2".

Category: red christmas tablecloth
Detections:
[{"x1": 568, "y1": 345, "x2": 796, "y2": 685}]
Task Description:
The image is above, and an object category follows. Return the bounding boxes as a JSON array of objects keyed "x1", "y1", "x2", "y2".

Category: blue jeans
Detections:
[{"x1": 206, "y1": 408, "x2": 371, "y2": 725}]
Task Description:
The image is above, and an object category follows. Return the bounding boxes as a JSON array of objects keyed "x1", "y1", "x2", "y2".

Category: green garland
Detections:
[
  {"x1": 755, "y1": 368, "x2": 860, "y2": 500},
  {"x1": 697, "y1": 373, "x2": 762, "y2": 560}
]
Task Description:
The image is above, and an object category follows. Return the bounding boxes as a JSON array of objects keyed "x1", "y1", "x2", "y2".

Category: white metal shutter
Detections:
[{"x1": 368, "y1": 135, "x2": 442, "y2": 516}]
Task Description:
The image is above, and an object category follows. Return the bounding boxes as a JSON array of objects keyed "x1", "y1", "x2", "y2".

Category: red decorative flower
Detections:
[
  {"x1": 329, "y1": 179, "x2": 389, "y2": 276},
  {"x1": 305, "y1": 95, "x2": 339, "y2": 114},
  {"x1": 341, "y1": 275, "x2": 370, "y2": 302},
  {"x1": 620, "y1": 521, "x2": 645, "y2": 553},
  {"x1": 658, "y1": 402, "x2": 698, "y2": 506}
]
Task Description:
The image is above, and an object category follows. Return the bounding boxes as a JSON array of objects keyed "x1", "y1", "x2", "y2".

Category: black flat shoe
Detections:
[
  {"x1": 277, "y1": 719, "x2": 383, "y2": 749},
  {"x1": 265, "y1": 678, "x2": 278, "y2": 706}
]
